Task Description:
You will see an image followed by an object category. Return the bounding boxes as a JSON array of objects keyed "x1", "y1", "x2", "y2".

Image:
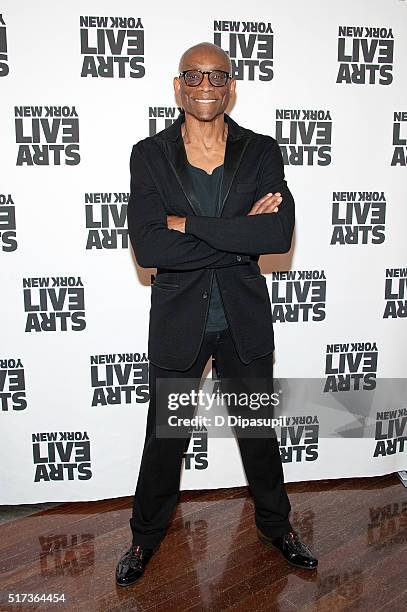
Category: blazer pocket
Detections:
[
  {"x1": 235, "y1": 181, "x2": 257, "y2": 194},
  {"x1": 243, "y1": 274, "x2": 265, "y2": 281},
  {"x1": 152, "y1": 271, "x2": 180, "y2": 290},
  {"x1": 153, "y1": 281, "x2": 179, "y2": 291}
]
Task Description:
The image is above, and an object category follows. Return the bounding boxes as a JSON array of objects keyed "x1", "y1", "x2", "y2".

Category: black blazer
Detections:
[{"x1": 127, "y1": 112, "x2": 295, "y2": 371}]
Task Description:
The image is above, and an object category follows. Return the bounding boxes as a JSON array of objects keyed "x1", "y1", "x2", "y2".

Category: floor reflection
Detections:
[
  {"x1": 39, "y1": 533, "x2": 95, "y2": 577},
  {"x1": 0, "y1": 475, "x2": 405, "y2": 611}
]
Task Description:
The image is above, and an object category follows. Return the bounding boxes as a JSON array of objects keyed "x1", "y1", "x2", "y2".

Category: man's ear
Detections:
[{"x1": 174, "y1": 76, "x2": 182, "y2": 107}]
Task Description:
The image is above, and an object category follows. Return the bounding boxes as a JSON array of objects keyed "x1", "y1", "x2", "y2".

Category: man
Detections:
[{"x1": 116, "y1": 42, "x2": 318, "y2": 587}]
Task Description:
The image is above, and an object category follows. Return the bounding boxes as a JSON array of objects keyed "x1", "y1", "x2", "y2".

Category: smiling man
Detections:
[{"x1": 116, "y1": 42, "x2": 318, "y2": 587}]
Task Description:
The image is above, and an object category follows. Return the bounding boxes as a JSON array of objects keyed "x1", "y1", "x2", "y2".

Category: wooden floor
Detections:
[{"x1": 0, "y1": 474, "x2": 406, "y2": 611}]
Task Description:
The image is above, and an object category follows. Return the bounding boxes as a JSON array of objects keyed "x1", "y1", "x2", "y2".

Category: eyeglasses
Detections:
[{"x1": 179, "y1": 70, "x2": 232, "y2": 87}]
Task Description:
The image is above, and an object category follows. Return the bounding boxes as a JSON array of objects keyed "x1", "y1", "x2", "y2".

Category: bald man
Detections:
[{"x1": 116, "y1": 42, "x2": 318, "y2": 587}]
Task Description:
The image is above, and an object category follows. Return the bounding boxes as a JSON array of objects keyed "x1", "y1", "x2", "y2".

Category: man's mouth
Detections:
[{"x1": 193, "y1": 99, "x2": 218, "y2": 104}]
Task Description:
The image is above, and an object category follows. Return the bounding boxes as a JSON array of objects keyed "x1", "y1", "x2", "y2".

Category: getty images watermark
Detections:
[
  {"x1": 153, "y1": 376, "x2": 407, "y2": 445},
  {"x1": 167, "y1": 385, "x2": 287, "y2": 430},
  {"x1": 154, "y1": 376, "x2": 286, "y2": 439}
]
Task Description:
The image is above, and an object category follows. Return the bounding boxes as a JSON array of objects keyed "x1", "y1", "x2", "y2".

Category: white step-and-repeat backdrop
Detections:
[{"x1": 1, "y1": 0, "x2": 406, "y2": 503}]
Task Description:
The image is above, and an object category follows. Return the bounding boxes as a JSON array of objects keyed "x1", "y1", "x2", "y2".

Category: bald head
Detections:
[
  {"x1": 174, "y1": 42, "x2": 235, "y2": 122},
  {"x1": 178, "y1": 42, "x2": 232, "y2": 74}
]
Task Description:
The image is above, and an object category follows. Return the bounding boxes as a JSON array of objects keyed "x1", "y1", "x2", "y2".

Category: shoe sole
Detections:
[
  {"x1": 257, "y1": 530, "x2": 318, "y2": 570},
  {"x1": 116, "y1": 576, "x2": 143, "y2": 587}
]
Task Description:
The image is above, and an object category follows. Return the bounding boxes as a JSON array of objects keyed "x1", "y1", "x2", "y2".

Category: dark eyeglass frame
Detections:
[{"x1": 178, "y1": 69, "x2": 233, "y2": 87}]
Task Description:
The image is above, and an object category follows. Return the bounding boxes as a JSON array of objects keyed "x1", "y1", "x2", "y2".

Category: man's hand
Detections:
[
  {"x1": 247, "y1": 192, "x2": 282, "y2": 215},
  {"x1": 167, "y1": 192, "x2": 282, "y2": 231},
  {"x1": 167, "y1": 215, "x2": 186, "y2": 233}
]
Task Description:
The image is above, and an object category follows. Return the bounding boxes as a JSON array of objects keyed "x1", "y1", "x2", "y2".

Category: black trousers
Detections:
[{"x1": 130, "y1": 326, "x2": 293, "y2": 548}]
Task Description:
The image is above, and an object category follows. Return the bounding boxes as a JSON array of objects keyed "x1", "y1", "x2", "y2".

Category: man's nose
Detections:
[{"x1": 200, "y1": 73, "x2": 214, "y2": 88}]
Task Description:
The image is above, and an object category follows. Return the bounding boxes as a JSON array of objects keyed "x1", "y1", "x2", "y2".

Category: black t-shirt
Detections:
[{"x1": 186, "y1": 162, "x2": 228, "y2": 332}]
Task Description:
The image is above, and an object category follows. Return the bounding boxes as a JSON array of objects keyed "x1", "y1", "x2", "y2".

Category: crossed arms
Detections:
[{"x1": 127, "y1": 138, "x2": 295, "y2": 271}]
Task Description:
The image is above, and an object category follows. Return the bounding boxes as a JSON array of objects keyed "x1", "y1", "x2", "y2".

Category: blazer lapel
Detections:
[
  {"x1": 218, "y1": 131, "x2": 251, "y2": 217},
  {"x1": 157, "y1": 112, "x2": 252, "y2": 218},
  {"x1": 162, "y1": 125, "x2": 203, "y2": 216}
]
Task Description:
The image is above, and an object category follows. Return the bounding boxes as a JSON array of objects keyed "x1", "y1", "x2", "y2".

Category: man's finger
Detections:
[
  {"x1": 251, "y1": 195, "x2": 282, "y2": 215},
  {"x1": 251, "y1": 192, "x2": 281, "y2": 214},
  {"x1": 250, "y1": 192, "x2": 273, "y2": 214}
]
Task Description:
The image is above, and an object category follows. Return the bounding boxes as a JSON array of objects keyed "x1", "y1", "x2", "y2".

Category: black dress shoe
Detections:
[
  {"x1": 116, "y1": 543, "x2": 159, "y2": 587},
  {"x1": 257, "y1": 528, "x2": 318, "y2": 570}
]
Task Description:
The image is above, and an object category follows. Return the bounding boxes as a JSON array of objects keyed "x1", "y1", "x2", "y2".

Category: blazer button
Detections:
[
  {"x1": 236, "y1": 255, "x2": 242, "y2": 261},
  {"x1": 202, "y1": 291, "x2": 208, "y2": 299}
]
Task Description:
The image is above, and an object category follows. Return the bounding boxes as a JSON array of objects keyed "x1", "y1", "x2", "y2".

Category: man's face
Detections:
[{"x1": 174, "y1": 48, "x2": 236, "y2": 122}]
